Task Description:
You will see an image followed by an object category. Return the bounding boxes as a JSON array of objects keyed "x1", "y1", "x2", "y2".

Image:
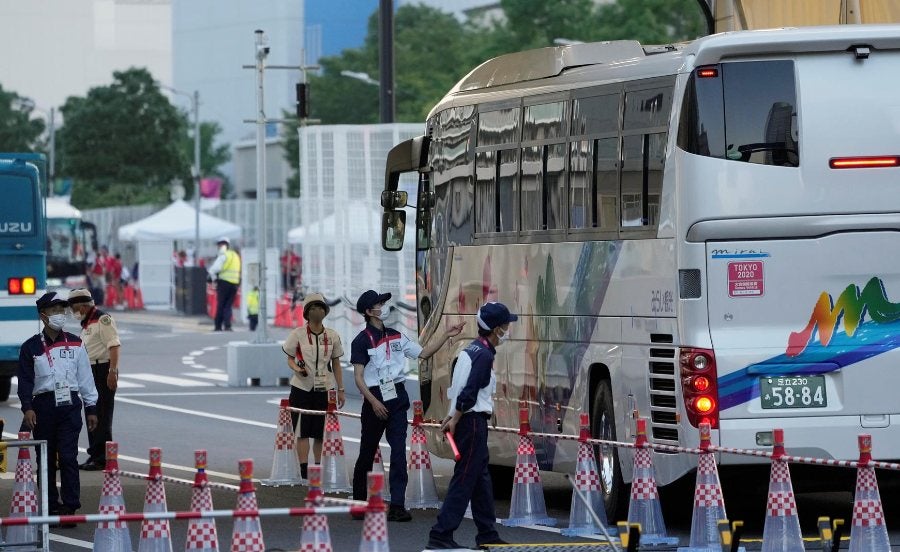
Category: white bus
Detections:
[
  {"x1": 381, "y1": 25, "x2": 900, "y2": 520},
  {"x1": 45, "y1": 197, "x2": 97, "y2": 290}
]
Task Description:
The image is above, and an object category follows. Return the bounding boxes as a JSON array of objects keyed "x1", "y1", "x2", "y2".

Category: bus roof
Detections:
[{"x1": 429, "y1": 24, "x2": 900, "y2": 118}]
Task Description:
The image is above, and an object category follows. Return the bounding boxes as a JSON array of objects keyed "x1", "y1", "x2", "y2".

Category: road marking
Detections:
[
  {"x1": 118, "y1": 390, "x2": 284, "y2": 396},
  {"x1": 50, "y1": 533, "x2": 93, "y2": 548},
  {"x1": 189, "y1": 350, "x2": 205, "y2": 356},
  {"x1": 203, "y1": 346, "x2": 218, "y2": 351},
  {"x1": 185, "y1": 372, "x2": 229, "y2": 382},
  {"x1": 121, "y1": 373, "x2": 215, "y2": 387},
  {"x1": 115, "y1": 380, "x2": 145, "y2": 389}
]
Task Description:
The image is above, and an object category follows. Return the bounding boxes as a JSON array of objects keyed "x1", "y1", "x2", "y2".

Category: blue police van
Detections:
[{"x1": 0, "y1": 154, "x2": 47, "y2": 401}]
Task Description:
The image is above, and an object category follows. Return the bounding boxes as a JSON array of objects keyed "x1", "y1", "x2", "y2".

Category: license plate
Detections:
[{"x1": 759, "y1": 375, "x2": 827, "y2": 409}]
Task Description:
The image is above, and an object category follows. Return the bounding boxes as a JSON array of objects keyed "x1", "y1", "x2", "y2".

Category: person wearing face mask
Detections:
[
  {"x1": 426, "y1": 302, "x2": 517, "y2": 550},
  {"x1": 67, "y1": 288, "x2": 121, "y2": 472},
  {"x1": 17, "y1": 291, "x2": 98, "y2": 526},
  {"x1": 282, "y1": 293, "x2": 345, "y2": 480},
  {"x1": 350, "y1": 289, "x2": 465, "y2": 522},
  {"x1": 207, "y1": 236, "x2": 241, "y2": 332}
]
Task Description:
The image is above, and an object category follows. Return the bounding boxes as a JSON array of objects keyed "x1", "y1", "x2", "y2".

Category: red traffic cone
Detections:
[
  {"x1": 373, "y1": 447, "x2": 390, "y2": 502},
  {"x1": 626, "y1": 418, "x2": 677, "y2": 546},
  {"x1": 562, "y1": 413, "x2": 608, "y2": 537},
  {"x1": 6, "y1": 431, "x2": 38, "y2": 547},
  {"x1": 231, "y1": 459, "x2": 265, "y2": 552},
  {"x1": 359, "y1": 472, "x2": 389, "y2": 552},
  {"x1": 185, "y1": 450, "x2": 219, "y2": 552},
  {"x1": 501, "y1": 406, "x2": 556, "y2": 527},
  {"x1": 138, "y1": 447, "x2": 173, "y2": 552},
  {"x1": 262, "y1": 398, "x2": 303, "y2": 486},
  {"x1": 94, "y1": 442, "x2": 133, "y2": 552},
  {"x1": 682, "y1": 423, "x2": 727, "y2": 551},
  {"x1": 321, "y1": 390, "x2": 351, "y2": 493},
  {"x1": 134, "y1": 287, "x2": 144, "y2": 309},
  {"x1": 299, "y1": 465, "x2": 333, "y2": 551},
  {"x1": 849, "y1": 434, "x2": 890, "y2": 551},
  {"x1": 406, "y1": 400, "x2": 440, "y2": 509},
  {"x1": 761, "y1": 429, "x2": 803, "y2": 552}
]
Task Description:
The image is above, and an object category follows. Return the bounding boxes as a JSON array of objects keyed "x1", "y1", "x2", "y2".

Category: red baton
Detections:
[{"x1": 445, "y1": 431, "x2": 462, "y2": 461}]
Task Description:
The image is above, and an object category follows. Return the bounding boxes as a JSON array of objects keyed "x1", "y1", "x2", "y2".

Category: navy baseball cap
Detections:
[
  {"x1": 36, "y1": 291, "x2": 68, "y2": 311},
  {"x1": 356, "y1": 290, "x2": 392, "y2": 314},
  {"x1": 476, "y1": 302, "x2": 518, "y2": 330}
]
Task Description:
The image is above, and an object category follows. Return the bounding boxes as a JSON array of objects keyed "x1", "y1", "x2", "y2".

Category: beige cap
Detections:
[
  {"x1": 303, "y1": 293, "x2": 330, "y2": 320},
  {"x1": 67, "y1": 288, "x2": 94, "y2": 305}
]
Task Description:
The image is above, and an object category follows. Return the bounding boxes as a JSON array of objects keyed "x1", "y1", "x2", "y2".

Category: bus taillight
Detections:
[
  {"x1": 681, "y1": 347, "x2": 719, "y2": 429},
  {"x1": 8, "y1": 277, "x2": 36, "y2": 295}
]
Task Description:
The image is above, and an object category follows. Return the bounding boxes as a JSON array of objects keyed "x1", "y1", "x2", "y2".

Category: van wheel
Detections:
[
  {"x1": 592, "y1": 379, "x2": 627, "y2": 522},
  {"x1": 0, "y1": 377, "x2": 10, "y2": 401}
]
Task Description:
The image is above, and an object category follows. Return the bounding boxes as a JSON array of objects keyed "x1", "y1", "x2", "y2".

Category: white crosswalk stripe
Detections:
[{"x1": 119, "y1": 373, "x2": 215, "y2": 387}]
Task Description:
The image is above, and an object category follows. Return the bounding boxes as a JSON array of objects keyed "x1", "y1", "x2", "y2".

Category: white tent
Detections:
[
  {"x1": 287, "y1": 204, "x2": 412, "y2": 244},
  {"x1": 117, "y1": 199, "x2": 242, "y2": 242}
]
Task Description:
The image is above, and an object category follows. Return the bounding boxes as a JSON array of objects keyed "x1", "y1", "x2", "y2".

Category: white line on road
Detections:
[
  {"x1": 184, "y1": 372, "x2": 229, "y2": 382},
  {"x1": 121, "y1": 373, "x2": 215, "y2": 387},
  {"x1": 50, "y1": 533, "x2": 93, "y2": 548}
]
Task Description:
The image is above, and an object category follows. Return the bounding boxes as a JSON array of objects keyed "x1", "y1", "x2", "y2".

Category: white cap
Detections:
[{"x1": 217, "y1": 236, "x2": 230, "y2": 245}]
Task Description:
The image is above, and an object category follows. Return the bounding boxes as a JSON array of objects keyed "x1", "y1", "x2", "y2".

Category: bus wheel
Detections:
[
  {"x1": 488, "y1": 463, "x2": 514, "y2": 499},
  {"x1": 0, "y1": 376, "x2": 10, "y2": 401},
  {"x1": 591, "y1": 380, "x2": 627, "y2": 522}
]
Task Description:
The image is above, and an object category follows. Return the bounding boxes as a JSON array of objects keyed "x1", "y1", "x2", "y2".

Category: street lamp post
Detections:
[{"x1": 160, "y1": 84, "x2": 202, "y2": 256}]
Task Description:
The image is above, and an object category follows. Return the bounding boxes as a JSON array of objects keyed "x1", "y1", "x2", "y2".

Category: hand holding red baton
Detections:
[{"x1": 444, "y1": 431, "x2": 462, "y2": 461}]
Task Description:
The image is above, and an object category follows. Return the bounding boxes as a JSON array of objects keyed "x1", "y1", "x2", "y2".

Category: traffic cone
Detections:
[
  {"x1": 261, "y1": 398, "x2": 303, "y2": 486},
  {"x1": 501, "y1": 406, "x2": 556, "y2": 527},
  {"x1": 94, "y1": 442, "x2": 134, "y2": 552},
  {"x1": 231, "y1": 460, "x2": 265, "y2": 552},
  {"x1": 848, "y1": 434, "x2": 890, "y2": 551},
  {"x1": 138, "y1": 447, "x2": 173, "y2": 552},
  {"x1": 373, "y1": 447, "x2": 390, "y2": 502},
  {"x1": 680, "y1": 423, "x2": 727, "y2": 551},
  {"x1": 299, "y1": 465, "x2": 333, "y2": 551},
  {"x1": 627, "y1": 418, "x2": 678, "y2": 546},
  {"x1": 6, "y1": 431, "x2": 39, "y2": 548},
  {"x1": 561, "y1": 413, "x2": 608, "y2": 537},
  {"x1": 405, "y1": 400, "x2": 440, "y2": 509},
  {"x1": 185, "y1": 450, "x2": 219, "y2": 552},
  {"x1": 761, "y1": 429, "x2": 803, "y2": 552},
  {"x1": 359, "y1": 472, "x2": 389, "y2": 552},
  {"x1": 321, "y1": 390, "x2": 351, "y2": 493},
  {"x1": 134, "y1": 287, "x2": 144, "y2": 309}
]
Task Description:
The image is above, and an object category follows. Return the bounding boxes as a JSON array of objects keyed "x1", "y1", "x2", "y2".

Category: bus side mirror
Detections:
[
  {"x1": 382, "y1": 210, "x2": 406, "y2": 251},
  {"x1": 381, "y1": 190, "x2": 408, "y2": 209}
]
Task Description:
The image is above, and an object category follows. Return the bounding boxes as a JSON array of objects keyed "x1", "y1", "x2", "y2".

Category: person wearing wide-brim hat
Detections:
[
  {"x1": 17, "y1": 291, "x2": 99, "y2": 525},
  {"x1": 281, "y1": 292, "x2": 345, "y2": 480},
  {"x1": 349, "y1": 289, "x2": 465, "y2": 522}
]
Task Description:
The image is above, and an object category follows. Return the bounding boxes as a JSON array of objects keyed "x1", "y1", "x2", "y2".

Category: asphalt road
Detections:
[{"x1": 1, "y1": 311, "x2": 900, "y2": 550}]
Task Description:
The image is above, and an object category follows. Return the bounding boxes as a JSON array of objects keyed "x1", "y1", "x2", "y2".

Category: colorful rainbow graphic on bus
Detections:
[{"x1": 719, "y1": 277, "x2": 900, "y2": 410}]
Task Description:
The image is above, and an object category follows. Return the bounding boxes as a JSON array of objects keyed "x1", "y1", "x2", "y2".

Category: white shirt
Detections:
[
  {"x1": 446, "y1": 346, "x2": 496, "y2": 416},
  {"x1": 31, "y1": 334, "x2": 99, "y2": 406},
  {"x1": 357, "y1": 329, "x2": 422, "y2": 387}
]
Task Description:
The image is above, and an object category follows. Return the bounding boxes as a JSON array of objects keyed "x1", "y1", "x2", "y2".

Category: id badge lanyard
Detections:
[
  {"x1": 41, "y1": 333, "x2": 72, "y2": 407},
  {"x1": 295, "y1": 328, "x2": 330, "y2": 389},
  {"x1": 367, "y1": 329, "x2": 397, "y2": 401}
]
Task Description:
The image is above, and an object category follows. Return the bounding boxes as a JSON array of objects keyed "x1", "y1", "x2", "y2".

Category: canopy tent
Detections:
[
  {"x1": 287, "y1": 204, "x2": 413, "y2": 244},
  {"x1": 117, "y1": 199, "x2": 242, "y2": 242}
]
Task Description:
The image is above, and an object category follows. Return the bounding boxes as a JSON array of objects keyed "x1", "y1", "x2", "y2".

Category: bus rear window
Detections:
[
  {"x1": 678, "y1": 60, "x2": 799, "y2": 167},
  {"x1": 0, "y1": 175, "x2": 36, "y2": 236}
]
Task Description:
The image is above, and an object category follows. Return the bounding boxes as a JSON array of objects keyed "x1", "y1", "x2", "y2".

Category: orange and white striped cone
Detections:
[
  {"x1": 359, "y1": 472, "x2": 389, "y2": 552},
  {"x1": 761, "y1": 429, "x2": 803, "y2": 552},
  {"x1": 562, "y1": 414, "x2": 608, "y2": 537},
  {"x1": 94, "y1": 442, "x2": 134, "y2": 552},
  {"x1": 627, "y1": 418, "x2": 677, "y2": 546},
  {"x1": 849, "y1": 434, "x2": 890, "y2": 552},
  {"x1": 231, "y1": 460, "x2": 265, "y2": 552},
  {"x1": 373, "y1": 448, "x2": 390, "y2": 502},
  {"x1": 680, "y1": 423, "x2": 727, "y2": 551},
  {"x1": 321, "y1": 390, "x2": 351, "y2": 493},
  {"x1": 262, "y1": 398, "x2": 303, "y2": 486},
  {"x1": 502, "y1": 407, "x2": 556, "y2": 527},
  {"x1": 185, "y1": 450, "x2": 219, "y2": 552},
  {"x1": 5, "y1": 431, "x2": 39, "y2": 547},
  {"x1": 299, "y1": 465, "x2": 333, "y2": 551},
  {"x1": 405, "y1": 400, "x2": 440, "y2": 509},
  {"x1": 138, "y1": 448, "x2": 173, "y2": 552}
]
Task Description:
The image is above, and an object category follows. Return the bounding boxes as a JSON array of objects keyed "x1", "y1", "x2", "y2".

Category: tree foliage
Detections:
[
  {"x1": 180, "y1": 119, "x2": 232, "y2": 200},
  {"x1": 0, "y1": 84, "x2": 46, "y2": 152}
]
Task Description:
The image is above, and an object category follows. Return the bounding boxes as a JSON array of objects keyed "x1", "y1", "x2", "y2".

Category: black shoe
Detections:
[
  {"x1": 300, "y1": 463, "x2": 308, "y2": 480},
  {"x1": 387, "y1": 505, "x2": 412, "y2": 522},
  {"x1": 80, "y1": 461, "x2": 104, "y2": 471},
  {"x1": 426, "y1": 538, "x2": 464, "y2": 550},
  {"x1": 474, "y1": 538, "x2": 509, "y2": 549}
]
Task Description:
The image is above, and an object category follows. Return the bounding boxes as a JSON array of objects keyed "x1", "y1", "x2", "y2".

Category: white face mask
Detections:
[
  {"x1": 497, "y1": 327, "x2": 510, "y2": 344},
  {"x1": 219, "y1": 245, "x2": 227, "y2": 254},
  {"x1": 47, "y1": 313, "x2": 68, "y2": 330}
]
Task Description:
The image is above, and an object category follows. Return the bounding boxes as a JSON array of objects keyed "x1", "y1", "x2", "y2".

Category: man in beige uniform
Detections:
[{"x1": 67, "y1": 288, "x2": 120, "y2": 471}]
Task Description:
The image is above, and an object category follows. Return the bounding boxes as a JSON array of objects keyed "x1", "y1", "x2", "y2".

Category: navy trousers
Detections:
[
  {"x1": 32, "y1": 392, "x2": 84, "y2": 511},
  {"x1": 214, "y1": 280, "x2": 238, "y2": 330},
  {"x1": 429, "y1": 413, "x2": 500, "y2": 546},
  {"x1": 352, "y1": 383, "x2": 410, "y2": 506},
  {"x1": 86, "y1": 362, "x2": 115, "y2": 465}
]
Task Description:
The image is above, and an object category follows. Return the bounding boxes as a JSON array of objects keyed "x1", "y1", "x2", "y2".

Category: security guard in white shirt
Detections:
[
  {"x1": 17, "y1": 291, "x2": 98, "y2": 520},
  {"x1": 350, "y1": 289, "x2": 463, "y2": 522}
]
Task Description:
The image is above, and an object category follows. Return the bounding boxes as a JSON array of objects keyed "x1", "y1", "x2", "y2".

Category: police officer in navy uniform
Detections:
[
  {"x1": 427, "y1": 302, "x2": 516, "y2": 550},
  {"x1": 351, "y1": 289, "x2": 464, "y2": 522},
  {"x1": 18, "y1": 291, "x2": 98, "y2": 521}
]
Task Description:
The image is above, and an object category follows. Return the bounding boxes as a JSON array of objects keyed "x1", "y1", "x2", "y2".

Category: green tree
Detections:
[
  {"x1": 0, "y1": 84, "x2": 45, "y2": 151},
  {"x1": 180, "y1": 119, "x2": 232, "y2": 200},
  {"x1": 60, "y1": 67, "x2": 189, "y2": 209}
]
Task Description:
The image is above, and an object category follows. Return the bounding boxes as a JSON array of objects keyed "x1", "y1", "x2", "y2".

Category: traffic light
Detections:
[{"x1": 296, "y1": 83, "x2": 309, "y2": 119}]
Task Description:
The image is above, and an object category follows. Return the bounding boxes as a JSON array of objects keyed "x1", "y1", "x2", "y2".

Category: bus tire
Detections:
[
  {"x1": 0, "y1": 376, "x2": 10, "y2": 402},
  {"x1": 592, "y1": 379, "x2": 627, "y2": 522},
  {"x1": 488, "y1": 463, "x2": 514, "y2": 499}
]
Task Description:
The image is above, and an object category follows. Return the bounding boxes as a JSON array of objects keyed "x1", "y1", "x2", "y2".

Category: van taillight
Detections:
[
  {"x1": 829, "y1": 156, "x2": 900, "y2": 169},
  {"x1": 8, "y1": 277, "x2": 36, "y2": 295},
  {"x1": 696, "y1": 66, "x2": 719, "y2": 78},
  {"x1": 681, "y1": 347, "x2": 719, "y2": 429}
]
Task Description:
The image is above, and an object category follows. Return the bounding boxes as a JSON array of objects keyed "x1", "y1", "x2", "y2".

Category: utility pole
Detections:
[
  {"x1": 253, "y1": 29, "x2": 271, "y2": 344},
  {"x1": 193, "y1": 91, "x2": 201, "y2": 259},
  {"x1": 378, "y1": 0, "x2": 394, "y2": 123},
  {"x1": 48, "y1": 108, "x2": 55, "y2": 197}
]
